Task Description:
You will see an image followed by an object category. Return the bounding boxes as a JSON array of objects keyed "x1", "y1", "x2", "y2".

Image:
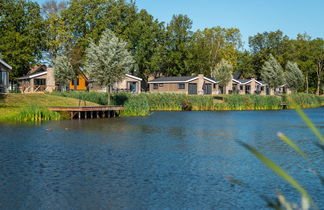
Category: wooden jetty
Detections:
[{"x1": 47, "y1": 106, "x2": 124, "y2": 119}]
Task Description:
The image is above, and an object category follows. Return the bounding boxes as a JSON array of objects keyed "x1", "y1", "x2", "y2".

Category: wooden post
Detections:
[
  {"x1": 91, "y1": 111, "x2": 93, "y2": 119},
  {"x1": 96, "y1": 111, "x2": 99, "y2": 118},
  {"x1": 71, "y1": 112, "x2": 74, "y2": 120},
  {"x1": 85, "y1": 111, "x2": 87, "y2": 119},
  {"x1": 102, "y1": 111, "x2": 106, "y2": 118},
  {"x1": 78, "y1": 111, "x2": 81, "y2": 119}
]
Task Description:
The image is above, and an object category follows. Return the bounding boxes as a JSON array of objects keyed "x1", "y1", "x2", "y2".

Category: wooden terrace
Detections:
[{"x1": 47, "y1": 105, "x2": 124, "y2": 119}]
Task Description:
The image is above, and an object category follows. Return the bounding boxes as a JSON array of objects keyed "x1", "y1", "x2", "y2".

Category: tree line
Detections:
[{"x1": 0, "y1": 0, "x2": 323, "y2": 94}]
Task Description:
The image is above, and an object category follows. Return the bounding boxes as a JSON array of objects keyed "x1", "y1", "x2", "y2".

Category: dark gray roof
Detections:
[
  {"x1": 0, "y1": 59, "x2": 12, "y2": 70},
  {"x1": 233, "y1": 71, "x2": 242, "y2": 80},
  {"x1": 149, "y1": 76, "x2": 197, "y2": 83},
  {"x1": 258, "y1": 81, "x2": 267, "y2": 85},
  {"x1": 238, "y1": 79, "x2": 252, "y2": 84}
]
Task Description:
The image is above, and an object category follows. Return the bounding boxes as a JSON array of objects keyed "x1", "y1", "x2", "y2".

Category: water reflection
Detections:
[{"x1": 0, "y1": 108, "x2": 323, "y2": 209}]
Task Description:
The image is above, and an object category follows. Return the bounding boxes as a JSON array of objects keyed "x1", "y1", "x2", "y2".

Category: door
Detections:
[
  {"x1": 203, "y1": 84, "x2": 212, "y2": 95},
  {"x1": 128, "y1": 81, "x2": 137, "y2": 93},
  {"x1": 188, "y1": 83, "x2": 197, "y2": 94}
]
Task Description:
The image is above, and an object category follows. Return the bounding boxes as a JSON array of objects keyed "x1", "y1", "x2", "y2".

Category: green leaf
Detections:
[
  {"x1": 277, "y1": 132, "x2": 307, "y2": 159},
  {"x1": 291, "y1": 101, "x2": 324, "y2": 145},
  {"x1": 238, "y1": 141, "x2": 314, "y2": 206}
]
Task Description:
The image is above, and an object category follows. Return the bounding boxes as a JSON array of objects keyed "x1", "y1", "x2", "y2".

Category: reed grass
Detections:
[
  {"x1": 121, "y1": 94, "x2": 149, "y2": 116},
  {"x1": 14, "y1": 105, "x2": 61, "y2": 122},
  {"x1": 49, "y1": 92, "x2": 324, "y2": 116}
]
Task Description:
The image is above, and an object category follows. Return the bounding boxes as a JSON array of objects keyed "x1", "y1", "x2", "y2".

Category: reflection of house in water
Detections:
[
  {"x1": 0, "y1": 59, "x2": 12, "y2": 93},
  {"x1": 18, "y1": 65, "x2": 55, "y2": 93}
]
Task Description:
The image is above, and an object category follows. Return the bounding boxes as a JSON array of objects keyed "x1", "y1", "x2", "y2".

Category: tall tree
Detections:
[
  {"x1": 310, "y1": 38, "x2": 324, "y2": 95},
  {"x1": 62, "y1": 0, "x2": 137, "y2": 63},
  {"x1": 124, "y1": 9, "x2": 167, "y2": 89},
  {"x1": 42, "y1": 0, "x2": 71, "y2": 64},
  {"x1": 165, "y1": 14, "x2": 193, "y2": 76},
  {"x1": 261, "y1": 55, "x2": 285, "y2": 89},
  {"x1": 0, "y1": 0, "x2": 46, "y2": 80},
  {"x1": 85, "y1": 29, "x2": 134, "y2": 104},
  {"x1": 284, "y1": 61, "x2": 304, "y2": 92},
  {"x1": 249, "y1": 30, "x2": 290, "y2": 78},
  {"x1": 53, "y1": 54, "x2": 75, "y2": 90},
  {"x1": 189, "y1": 27, "x2": 242, "y2": 76},
  {"x1": 211, "y1": 59, "x2": 233, "y2": 93}
]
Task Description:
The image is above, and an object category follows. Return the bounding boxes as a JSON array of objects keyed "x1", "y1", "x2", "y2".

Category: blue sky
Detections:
[{"x1": 33, "y1": 0, "x2": 324, "y2": 48}]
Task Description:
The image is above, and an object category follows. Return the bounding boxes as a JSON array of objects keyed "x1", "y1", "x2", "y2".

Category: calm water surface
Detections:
[{"x1": 0, "y1": 108, "x2": 323, "y2": 209}]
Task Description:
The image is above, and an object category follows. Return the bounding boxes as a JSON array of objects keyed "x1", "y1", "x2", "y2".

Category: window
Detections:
[
  {"x1": 73, "y1": 79, "x2": 80, "y2": 86},
  {"x1": 213, "y1": 84, "x2": 216, "y2": 89},
  {"x1": 178, "y1": 83, "x2": 185, "y2": 89},
  {"x1": 0, "y1": 72, "x2": 6, "y2": 86},
  {"x1": 34, "y1": 79, "x2": 46, "y2": 86},
  {"x1": 159, "y1": 83, "x2": 164, "y2": 87},
  {"x1": 240, "y1": 85, "x2": 243, "y2": 90},
  {"x1": 153, "y1": 84, "x2": 158, "y2": 89}
]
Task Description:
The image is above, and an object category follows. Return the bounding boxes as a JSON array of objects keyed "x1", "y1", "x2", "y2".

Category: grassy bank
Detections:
[
  {"x1": 0, "y1": 94, "x2": 98, "y2": 122},
  {"x1": 50, "y1": 92, "x2": 324, "y2": 116}
]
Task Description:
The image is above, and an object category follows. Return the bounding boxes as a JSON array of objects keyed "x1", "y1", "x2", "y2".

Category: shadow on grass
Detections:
[{"x1": 0, "y1": 94, "x2": 7, "y2": 107}]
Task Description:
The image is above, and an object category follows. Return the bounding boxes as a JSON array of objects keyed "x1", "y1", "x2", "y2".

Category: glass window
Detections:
[
  {"x1": 1, "y1": 72, "x2": 7, "y2": 86},
  {"x1": 159, "y1": 83, "x2": 164, "y2": 87},
  {"x1": 153, "y1": 84, "x2": 158, "y2": 89},
  {"x1": 178, "y1": 83, "x2": 185, "y2": 89},
  {"x1": 34, "y1": 79, "x2": 46, "y2": 86},
  {"x1": 73, "y1": 79, "x2": 80, "y2": 86}
]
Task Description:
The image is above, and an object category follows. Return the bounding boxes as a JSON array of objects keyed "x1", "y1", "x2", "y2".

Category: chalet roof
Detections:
[
  {"x1": 233, "y1": 71, "x2": 242, "y2": 80},
  {"x1": 149, "y1": 76, "x2": 197, "y2": 83},
  {"x1": 125, "y1": 74, "x2": 142, "y2": 81},
  {"x1": 27, "y1": 64, "x2": 46, "y2": 75},
  {"x1": 149, "y1": 76, "x2": 217, "y2": 83},
  {"x1": 0, "y1": 59, "x2": 12, "y2": 70},
  {"x1": 238, "y1": 79, "x2": 252, "y2": 84}
]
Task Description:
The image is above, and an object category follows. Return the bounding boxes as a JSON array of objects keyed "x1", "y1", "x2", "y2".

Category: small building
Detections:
[
  {"x1": 69, "y1": 71, "x2": 88, "y2": 91},
  {"x1": 18, "y1": 65, "x2": 56, "y2": 93},
  {"x1": 148, "y1": 74, "x2": 218, "y2": 95},
  {"x1": 89, "y1": 74, "x2": 142, "y2": 93},
  {"x1": 0, "y1": 59, "x2": 12, "y2": 93},
  {"x1": 231, "y1": 78, "x2": 267, "y2": 95}
]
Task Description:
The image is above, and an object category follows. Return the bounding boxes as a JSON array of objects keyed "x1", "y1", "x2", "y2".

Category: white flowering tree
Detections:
[
  {"x1": 261, "y1": 55, "x2": 285, "y2": 89},
  {"x1": 211, "y1": 59, "x2": 233, "y2": 93},
  {"x1": 284, "y1": 61, "x2": 304, "y2": 92},
  {"x1": 85, "y1": 29, "x2": 134, "y2": 105},
  {"x1": 53, "y1": 54, "x2": 74, "y2": 91}
]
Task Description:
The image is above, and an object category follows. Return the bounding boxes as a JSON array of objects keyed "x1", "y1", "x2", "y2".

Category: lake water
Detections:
[{"x1": 0, "y1": 108, "x2": 323, "y2": 209}]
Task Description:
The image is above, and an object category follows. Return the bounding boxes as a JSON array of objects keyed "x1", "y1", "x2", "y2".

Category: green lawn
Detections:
[{"x1": 0, "y1": 93, "x2": 98, "y2": 121}]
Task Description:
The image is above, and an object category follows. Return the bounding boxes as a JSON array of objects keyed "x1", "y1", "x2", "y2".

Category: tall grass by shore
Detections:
[
  {"x1": 50, "y1": 92, "x2": 324, "y2": 116},
  {"x1": 14, "y1": 105, "x2": 62, "y2": 122}
]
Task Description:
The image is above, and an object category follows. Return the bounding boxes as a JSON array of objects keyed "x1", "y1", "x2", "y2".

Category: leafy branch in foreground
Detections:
[{"x1": 237, "y1": 104, "x2": 323, "y2": 210}]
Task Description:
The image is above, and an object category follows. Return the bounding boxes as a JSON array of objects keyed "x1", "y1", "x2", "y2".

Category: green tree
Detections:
[
  {"x1": 62, "y1": 0, "x2": 137, "y2": 62},
  {"x1": 284, "y1": 61, "x2": 304, "y2": 92},
  {"x1": 0, "y1": 0, "x2": 46, "y2": 80},
  {"x1": 310, "y1": 38, "x2": 324, "y2": 95},
  {"x1": 261, "y1": 55, "x2": 285, "y2": 89},
  {"x1": 53, "y1": 54, "x2": 75, "y2": 90},
  {"x1": 249, "y1": 30, "x2": 290, "y2": 78},
  {"x1": 42, "y1": 0, "x2": 71, "y2": 63},
  {"x1": 188, "y1": 27, "x2": 242, "y2": 77},
  {"x1": 124, "y1": 9, "x2": 167, "y2": 89},
  {"x1": 165, "y1": 14, "x2": 193, "y2": 76},
  {"x1": 211, "y1": 59, "x2": 233, "y2": 93},
  {"x1": 85, "y1": 29, "x2": 134, "y2": 105},
  {"x1": 235, "y1": 51, "x2": 255, "y2": 78}
]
